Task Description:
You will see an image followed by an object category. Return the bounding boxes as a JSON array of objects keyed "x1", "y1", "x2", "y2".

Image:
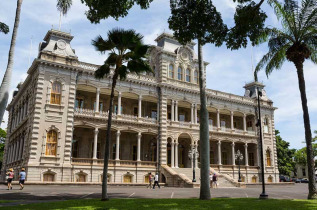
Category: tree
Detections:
[
  {"x1": 294, "y1": 130, "x2": 317, "y2": 168},
  {"x1": 93, "y1": 28, "x2": 152, "y2": 201},
  {"x1": 56, "y1": 0, "x2": 73, "y2": 30},
  {"x1": 0, "y1": 22, "x2": 9, "y2": 34},
  {"x1": 254, "y1": 0, "x2": 317, "y2": 199},
  {"x1": 0, "y1": 128, "x2": 7, "y2": 171},
  {"x1": 168, "y1": 0, "x2": 227, "y2": 200},
  {"x1": 275, "y1": 130, "x2": 296, "y2": 176},
  {"x1": 0, "y1": 0, "x2": 23, "y2": 127}
]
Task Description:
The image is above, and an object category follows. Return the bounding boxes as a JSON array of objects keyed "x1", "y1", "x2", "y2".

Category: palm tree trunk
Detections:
[
  {"x1": 101, "y1": 71, "x2": 119, "y2": 201},
  {"x1": 0, "y1": 0, "x2": 23, "y2": 126},
  {"x1": 198, "y1": 39, "x2": 211, "y2": 200},
  {"x1": 294, "y1": 61, "x2": 317, "y2": 199}
]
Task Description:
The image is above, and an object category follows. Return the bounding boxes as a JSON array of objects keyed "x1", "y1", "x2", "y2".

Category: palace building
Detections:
[{"x1": 1, "y1": 30, "x2": 279, "y2": 186}]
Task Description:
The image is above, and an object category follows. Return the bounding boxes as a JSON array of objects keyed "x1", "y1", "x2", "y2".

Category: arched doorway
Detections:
[{"x1": 177, "y1": 133, "x2": 192, "y2": 168}]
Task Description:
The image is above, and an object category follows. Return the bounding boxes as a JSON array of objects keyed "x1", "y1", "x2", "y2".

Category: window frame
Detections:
[
  {"x1": 50, "y1": 82, "x2": 62, "y2": 105},
  {"x1": 45, "y1": 130, "x2": 58, "y2": 156}
]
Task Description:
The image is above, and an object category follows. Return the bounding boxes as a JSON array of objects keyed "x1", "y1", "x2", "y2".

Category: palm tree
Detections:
[
  {"x1": 92, "y1": 28, "x2": 152, "y2": 201},
  {"x1": 0, "y1": 0, "x2": 23, "y2": 126},
  {"x1": 56, "y1": 0, "x2": 72, "y2": 30},
  {"x1": 0, "y1": 22, "x2": 9, "y2": 34},
  {"x1": 254, "y1": 0, "x2": 317, "y2": 199}
]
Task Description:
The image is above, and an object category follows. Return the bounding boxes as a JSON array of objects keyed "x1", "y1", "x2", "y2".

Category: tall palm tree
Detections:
[
  {"x1": 92, "y1": 28, "x2": 152, "y2": 201},
  {"x1": 0, "y1": 0, "x2": 23, "y2": 126},
  {"x1": 56, "y1": 0, "x2": 72, "y2": 30},
  {"x1": 254, "y1": 0, "x2": 317, "y2": 199},
  {"x1": 0, "y1": 22, "x2": 9, "y2": 34}
]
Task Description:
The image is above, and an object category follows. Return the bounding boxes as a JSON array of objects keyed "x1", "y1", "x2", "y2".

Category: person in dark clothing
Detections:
[{"x1": 153, "y1": 173, "x2": 160, "y2": 189}]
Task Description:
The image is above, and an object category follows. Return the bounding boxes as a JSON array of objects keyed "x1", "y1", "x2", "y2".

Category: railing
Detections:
[
  {"x1": 72, "y1": 158, "x2": 155, "y2": 167},
  {"x1": 206, "y1": 89, "x2": 255, "y2": 104},
  {"x1": 74, "y1": 109, "x2": 157, "y2": 125},
  {"x1": 235, "y1": 129, "x2": 245, "y2": 134},
  {"x1": 72, "y1": 158, "x2": 94, "y2": 165}
]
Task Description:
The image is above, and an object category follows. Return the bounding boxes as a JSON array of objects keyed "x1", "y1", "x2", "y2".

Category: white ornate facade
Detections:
[{"x1": 1, "y1": 30, "x2": 279, "y2": 186}]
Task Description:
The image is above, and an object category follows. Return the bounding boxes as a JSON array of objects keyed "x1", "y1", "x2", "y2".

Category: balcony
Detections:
[
  {"x1": 72, "y1": 158, "x2": 156, "y2": 168},
  {"x1": 74, "y1": 109, "x2": 158, "y2": 126}
]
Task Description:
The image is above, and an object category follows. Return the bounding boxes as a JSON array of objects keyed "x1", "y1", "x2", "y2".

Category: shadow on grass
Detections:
[{"x1": 3, "y1": 198, "x2": 317, "y2": 210}]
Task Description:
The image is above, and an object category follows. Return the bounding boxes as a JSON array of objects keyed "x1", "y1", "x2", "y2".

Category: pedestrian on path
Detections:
[
  {"x1": 147, "y1": 172, "x2": 153, "y2": 189},
  {"x1": 19, "y1": 168, "x2": 26, "y2": 190},
  {"x1": 209, "y1": 172, "x2": 213, "y2": 188},
  {"x1": 153, "y1": 173, "x2": 160, "y2": 189},
  {"x1": 212, "y1": 173, "x2": 218, "y2": 188},
  {"x1": 6, "y1": 168, "x2": 14, "y2": 190}
]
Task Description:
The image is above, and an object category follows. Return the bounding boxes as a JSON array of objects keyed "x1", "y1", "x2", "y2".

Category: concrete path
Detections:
[{"x1": 0, "y1": 183, "x2": 309, "y2": 207}]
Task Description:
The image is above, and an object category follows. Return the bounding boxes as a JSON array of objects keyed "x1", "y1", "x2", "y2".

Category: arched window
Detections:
[
  {"x1": 185, "y1": 69, "x2": 191, "y2": 82},
  {"x1": 266, "y1": 149, "x2": 271, "y2": 166},
  {"x1": 194, "y1": 70, "x2": 198, "y2": 84},
  {"x1": 178, "y1": 67, "x2": 183, "y2": 80},
  {"x1": 51, "y1": 82, "x2": 61, "y2": 105},
  {"x1": 46, "y1": 130, "x2": 57, "y2": 156},
  {"x1": 169, "y1": 64, "x2": 174, "y2": 78}
]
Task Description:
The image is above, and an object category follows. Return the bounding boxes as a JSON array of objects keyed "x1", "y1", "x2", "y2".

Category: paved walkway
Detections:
[{"x1": 0, "y1": 184, "x2": 309, "y2": 207}]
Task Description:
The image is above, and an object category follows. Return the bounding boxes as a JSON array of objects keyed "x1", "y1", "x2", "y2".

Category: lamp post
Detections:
[
  {"x1": 188, "y1": 145, "x2": 199, "y2": 182},
  {"x1": 235, "y1": 149, "x2": 244, "y2": 182},
  {"x1": 256, "y1": 87, "x2": 268, "y2": 199}
]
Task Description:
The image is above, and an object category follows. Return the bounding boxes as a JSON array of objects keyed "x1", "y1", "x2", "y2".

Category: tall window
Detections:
[
  {"x1": 249, "y1": 153, "x2": 254, "y2": 166},
  {"x1": 222, "y1": 152, "x2": 228, "y2": 165},
  {"x1": 185, "y1": 69, "x2": 191, "y2": 82},
  {"x1": 221, "y1": 120, "x2": 226, "y2": 131},
  {"x1": 264, "y1": 118, "x2": 269, "y2": 133},
  {"x1": 247, "y1": 121, "x2": 253, "y2": 131},
  {"x1": 266, "y1": 150, "x2": 271, "y2": 166},
  {"x1": 178, "y1": 67, "x2": 183, "y2": 80},
  {"x1": 50, "y1": 82, "x2": 61, "y2": 105},
  {"x1": 194, "y1": 70, "x2": 198, "y2": 84},
  {"x1": 112, "y1": 144, "x2": 116, "y2": 160},
  {"x1": 46, "y1": 130, "x2": 57, "y2": 156},
  {"x1": 169, "y1": 64, "x2": 174, "y2": 78}
]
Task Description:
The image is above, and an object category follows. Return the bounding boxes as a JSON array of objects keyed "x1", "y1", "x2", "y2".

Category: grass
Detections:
[
  {"x1": 0, "y1": 198, "x2": 317, "y2": 210},
  {"x1": 1, "y1": 198, "x2": 317, "y2": 210},
  {"x1": 0, "y1": 200, "x2": 15, "y2": 204}
]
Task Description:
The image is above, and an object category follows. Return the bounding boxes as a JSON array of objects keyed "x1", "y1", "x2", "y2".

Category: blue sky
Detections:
[{"x1": 0, "y1": 0, "x2": 316, "y2": 149}]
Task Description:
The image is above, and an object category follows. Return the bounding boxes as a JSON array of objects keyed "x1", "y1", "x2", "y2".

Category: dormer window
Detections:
[
  {"x1": 194, "y1": 70, "x2": 198, "y2": 84},
  {"x1": 186, "y1": 69, "x2": 191, "y2": 82},
  {"x1": 50, "y1": 82, "x2": 61, "y2": 105},
  {"x1": 178, "y1": 67, "x2": 183, "y2": 81},
  {"x1": 169, "y1": 64, "x2": 174, "y2": 78}
]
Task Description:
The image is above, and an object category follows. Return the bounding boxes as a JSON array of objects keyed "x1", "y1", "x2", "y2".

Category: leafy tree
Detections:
[
  {"x1": 0, "y1": 128, "x2": 7, "y2": 170},
  {"x1": 56, "y1": 0, "x2": 73, "y2": 30},
  {"x1": 275, "y1": 130, "x2": 296, "y2": 176},
  {"x1": 294, "y1": 131, "x2": 317, "y2": 167},
  {"x1": 168, "y1": 0, "x2": 227, "y2": 200},
  {"x1": 92, "y1": 28, "x2": 152, "y2": 201},
  {"x1": 254, "y1": 0, "x2": 317, "y2": 199},
  {"x1": 0, "y1": 0, "x2": 23, "y2": 126},
  {"x1": 0, "y1": 22, "x2": 9, "y2": 34}
]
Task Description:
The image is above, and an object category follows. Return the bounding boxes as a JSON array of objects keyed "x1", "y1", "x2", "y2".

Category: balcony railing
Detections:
[
  {"x1": 74, "y1": 109, "x2": 157, "y2": 125},
  {"x1": 72, "y1": 158, "x2": 156, "y2": 167}
]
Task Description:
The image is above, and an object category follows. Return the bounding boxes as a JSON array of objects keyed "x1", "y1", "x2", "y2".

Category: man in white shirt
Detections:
[{"x1": 153, "y1": 173, "x2": 160, "y2": 189}]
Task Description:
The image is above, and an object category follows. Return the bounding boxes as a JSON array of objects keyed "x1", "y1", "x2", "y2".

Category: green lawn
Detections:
[
  {"x1": 2, "y1": 198, "x2": 317, "y2": 210},
  {"x1": 0, "y1": 200, "x2": 15, "y2": 204}
]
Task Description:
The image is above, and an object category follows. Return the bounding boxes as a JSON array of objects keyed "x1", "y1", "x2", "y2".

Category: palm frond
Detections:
[
  {"x1": 264, "y1": 44, "x2": 289, "y2": 76},
  {"x1": 300, "y1": 0, "x2": 317, "y2": 28},
  {"x1": 105, "y1": 53, "x2": 118, "y2": 66},
  {"x1": 117, "y1": 65, "x2": 128, "y2": 81},
  {"x1": 56, "y1": 0, "x2": 72, "y2": 15},
  {"x1": 127, "y1": 59, "x2": 152, "y2": 75},
  {"x1": 95, "y1": 63, "x2": 111, "y2": 79},
  {"x1": 108, "y1": 28, "x2": 143, "y2": 53},
  {"x1": 92, "y1": 35, "x2": 115, "y2": 53}
]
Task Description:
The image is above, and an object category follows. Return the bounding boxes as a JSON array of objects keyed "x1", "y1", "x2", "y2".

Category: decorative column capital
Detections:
[
  {"x1": 244, "y1": 143, "x2": 248, "y2": 148},
  {"x1": 138, "y1": 95, "x2": 142, "y2": 100},
  {"x1": 116, "y1": 130, "x2": 121, "y2": 136},
  {"x1": 175, "y1": 100, "x2": 178, "y2": 105},
  {"x1": 231, "y1": 111, "x2": 234, "y2": 115},
  {"x1": 118, "y1": 91, "x2": 122, "y2": 96},
  {"x1": 175, "y1": 142, "x2": 179, "y2": 146},
  {"x1": 231, "y1": 142, "x2": 235, "y2": 147},
  {"x1": 94, "y1": 128, "x2": 99, "y2": 134},
  {"x1": 137, "y1": 132, "x2": 142, "y2": 139},
  {"x1": 96, "y1": 87, "x2": 100, "y2": 93},
  {"x1": 217, "y1": 140, "x2": 221, "y2": 145},
  {"x1": 217, "y1": 109, "x2": 220, "y2": 113}
]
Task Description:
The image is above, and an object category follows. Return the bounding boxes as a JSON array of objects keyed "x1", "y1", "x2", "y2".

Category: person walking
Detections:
[
  {"x1": 147, "y1": 172, "x2": 153, "y2": 189},
  {"x1": 212, "y1": 173, "x2": 218, "y2": 188},
  {"x1": 209, "y1": 172, "x2": 213, "y2": 188},
  {"x1": 19, "y1": 168, "x2": 26, "y2": 190},
  {"x1": 6, "y1": 168, "x2": 14, "y2": 190},
  {"x1": 152, "y1": 173, "x2": 160, "y2": 189}
]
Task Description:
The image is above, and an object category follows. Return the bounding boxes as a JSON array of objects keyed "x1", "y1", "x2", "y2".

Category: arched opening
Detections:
[
  {"x1": 177, "y1": 133, "x2": 192, "y2": 168},
  {"x1": 167, "y1": 142, "x2": 171, "y2": 166},
  {"x1": 161, "y1": 174, "x2": 166, "y2": 183}
]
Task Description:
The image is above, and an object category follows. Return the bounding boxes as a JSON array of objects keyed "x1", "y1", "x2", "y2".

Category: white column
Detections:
[
  {"x1": 231, "y1": 111, "x2": 234, "y2": 131},
  {"x1": 115, "y1": 131, "x2": 121, "y2": 160},
  {"x1": 175, "y1": 142, "x2": 179, "y2": 168},
  {"x1": 195, "y1": 142, "x2": 198, "y2": 169},
  {"x1": 217, "y1": 141, "x2": 222, "y2": 165},
  {"x1": 191, "y1": 104, "x2": 194, "y2": 124},
  {"x1": 93, "y1": 128, "x2": 99, "y2": 159},
  {"x1": 138, "y1": 95, "x2": 142, "y2": 118},
  {"x1": 118, "y1": 92, "x2": 122, "y2": 115},
  {"x1": 243, "y1": 114, "x2": 247, "y2": 132},
  {"x1": 171, "y1": 141, "x2": 175, "y2": 168},
  {"x1": 232, "y1": 142, "x2": 235, "y2": 166},
  {"x1": 137, "y1": 132, "x2": 142, "y2": 161},
  {"x1": 95, "y1": 88, "x2": 100, "y2": 113},
  {"x1": 217, "y1": 109, "x2": 220, "y2": 129},
  {"x1": 171, "y1": 100, "x2": 174, "y2": 121},
  {"x1": 245, "y1": 143, "x2": 249, "y2": 166},
  {"x1": 194, "y1": 104, "x2": 198, "y2": 124},
  {"x1": 175, "y1": 101, "x2": 178, "y2": 122}
]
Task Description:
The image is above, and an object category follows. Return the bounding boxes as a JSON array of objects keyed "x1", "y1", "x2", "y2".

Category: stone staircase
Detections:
[{"x1": 160, "y1": 165, "x2": 245, "y2": 188}]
